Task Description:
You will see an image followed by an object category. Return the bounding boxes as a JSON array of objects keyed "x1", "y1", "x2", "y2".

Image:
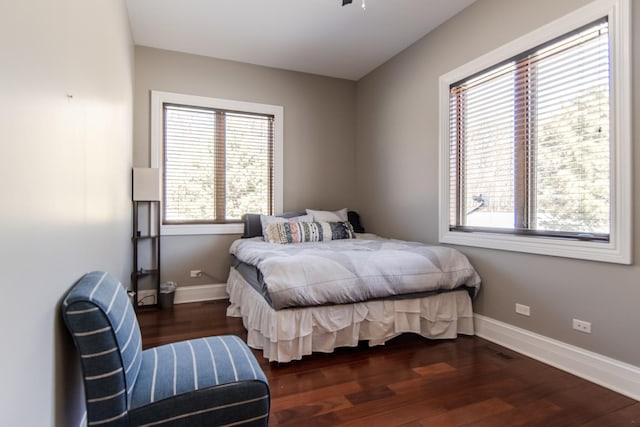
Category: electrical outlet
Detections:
[
  {"x1": 573, "y1": 318, "x2": 591, "y2": 334},
  {"x1": 190, "y1": 270, "x2": 202, "y2": 278},
  {"x1": 515, "y1": 303, "x2": 530, "y2": 316}
]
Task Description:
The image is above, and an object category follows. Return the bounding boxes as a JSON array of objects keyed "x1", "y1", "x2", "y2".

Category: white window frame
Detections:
[
  {"x1": 151, "y1": 91, "x2": 284, "y2": 236},
  {"x1": 438, "y1": 0, "x2": 631, "y2": 264}
]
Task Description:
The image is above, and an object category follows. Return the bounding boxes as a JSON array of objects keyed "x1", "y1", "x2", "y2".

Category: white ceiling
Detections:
[{"x1": 125, "y1": 0, "x2": 475, "y2": 81}]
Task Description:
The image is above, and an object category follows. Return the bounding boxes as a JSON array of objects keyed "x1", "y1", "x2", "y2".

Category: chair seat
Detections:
[{"x1": 129, "y1": 335, "x2": 269, "y2": 426}]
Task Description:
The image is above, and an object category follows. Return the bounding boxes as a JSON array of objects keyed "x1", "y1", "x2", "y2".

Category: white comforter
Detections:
[{"x1": 230, "y1": 234, "x2": 481, "y2": 310}]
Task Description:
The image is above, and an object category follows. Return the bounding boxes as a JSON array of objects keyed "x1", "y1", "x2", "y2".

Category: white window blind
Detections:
[
  {"x1": 448, "y1": 18, "x2": 610, "y2": 241},
  {"x1": 163, "y1": 104, "x2": 274, "y2": 224}
]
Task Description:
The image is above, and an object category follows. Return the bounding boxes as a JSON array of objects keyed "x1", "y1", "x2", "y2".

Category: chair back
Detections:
[{"x1": 62, "y1": 271, "x2": 142, "y2": 426}]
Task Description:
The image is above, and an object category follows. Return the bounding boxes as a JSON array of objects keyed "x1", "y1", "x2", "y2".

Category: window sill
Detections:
[
  {"x1": 439, "y1": 228, "x2": 631, "y2": 265},
  {"x1": 161, "y1": 223, "x2": 244, "y2": 236}
]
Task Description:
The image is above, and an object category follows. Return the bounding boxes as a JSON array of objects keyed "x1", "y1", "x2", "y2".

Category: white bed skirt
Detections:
[{"x1": 226, "y1": 267, "x2": 475, "y2": 362}]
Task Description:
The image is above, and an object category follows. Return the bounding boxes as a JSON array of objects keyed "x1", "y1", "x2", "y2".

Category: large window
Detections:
[
  {"x1": 439, "y1": 0, "x2": 630, "y2": 263},
  {"x1": 151, "y1": 92, "x2": 283, "y2": 235}
]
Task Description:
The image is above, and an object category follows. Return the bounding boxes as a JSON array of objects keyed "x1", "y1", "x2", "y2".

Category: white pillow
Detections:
[
  {"x1": 306, "y1": 208, "x2": 348, "y2": 223},
  {"x1": 259, "y1": 214, "x2": 313, "y2": 240}
]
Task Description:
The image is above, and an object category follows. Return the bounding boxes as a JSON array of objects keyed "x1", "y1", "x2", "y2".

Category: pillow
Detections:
[
  {"x1": 347, "y1": 210, "x2": 365, "y2": 233},
  {"x1": 242, "y1": 211, "x2": 306, "y2": 238},
  {"x1": 259, "y1": 214, "x2": 313, "y2": 240},
  {"x1": 306, "y1": 208, "x2": 348, "y2": 223},
  {"x1": 264, "y1": 221, "x2": 355, "y2": 244}
]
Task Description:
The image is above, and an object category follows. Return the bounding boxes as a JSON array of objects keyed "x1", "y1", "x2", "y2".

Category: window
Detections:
[
  {"x1": 439, "y1": 0, "x2": 630, "y2": 263},
  {"x1": 151, "y1": 92, "x2": 283, "y2": 235}
]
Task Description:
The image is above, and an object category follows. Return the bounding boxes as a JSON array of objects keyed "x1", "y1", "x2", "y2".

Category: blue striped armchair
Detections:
[{"x1": 62, "y1": 271, "x2": 269, "y2": 426}]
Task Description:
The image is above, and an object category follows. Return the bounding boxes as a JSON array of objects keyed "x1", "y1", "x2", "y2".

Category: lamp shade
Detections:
[{"x1": 132, "y1": 168, "x2": 161, "y2": 201}]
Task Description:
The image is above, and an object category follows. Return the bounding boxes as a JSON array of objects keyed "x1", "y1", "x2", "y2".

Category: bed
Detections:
[{"x1": 226, "y1": 210, "x2": 481, "y2": 363}]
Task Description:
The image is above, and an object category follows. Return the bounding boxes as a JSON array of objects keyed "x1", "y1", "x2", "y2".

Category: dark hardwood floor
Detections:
[{"x1": 137, "y1": 301, "x2": 639, "y2": 426}]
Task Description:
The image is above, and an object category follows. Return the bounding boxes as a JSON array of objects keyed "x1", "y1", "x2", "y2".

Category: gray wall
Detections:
[
  {"x1": 0, "y1": 1, "x2": 134, "y2": 426},
  {"x1": 134, "y1": 47, "x2": 357, "y2": 286},
  {"x1": 356, "y1": 0, "x2": 640, "y2": 366}
]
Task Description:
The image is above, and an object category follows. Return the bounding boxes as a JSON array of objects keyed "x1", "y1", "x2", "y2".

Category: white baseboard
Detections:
[
  {"x1": 174, "y1": 283, "x2": 227, "y2": 304},
  {"x1": 474, "y1": 314, "x2": 640, "y2": 401}
]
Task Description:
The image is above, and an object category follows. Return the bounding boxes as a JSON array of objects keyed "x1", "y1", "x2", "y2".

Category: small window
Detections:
[
  {"x1": 151, "y1": 92, "x2": 283, "y2": 235},
  {"x1": 439, "y1": 0, "x2": 630, "y2": 263}
]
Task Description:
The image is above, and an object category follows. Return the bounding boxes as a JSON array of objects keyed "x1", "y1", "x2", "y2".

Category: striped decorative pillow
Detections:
[{"x1": 265, "y1": 221, "x2": 355, "y2": 244}]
